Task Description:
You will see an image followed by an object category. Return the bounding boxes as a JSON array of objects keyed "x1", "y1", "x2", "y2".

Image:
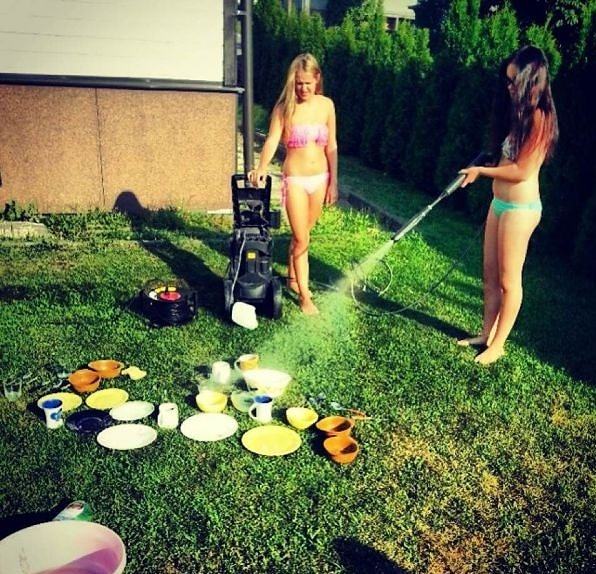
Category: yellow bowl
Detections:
[
  {"x1": 196, "y1": 390, "x2": 228, "y2": 413},
  {"x1": 286, "y1": 407, "x2": 318, "y2": 430}
]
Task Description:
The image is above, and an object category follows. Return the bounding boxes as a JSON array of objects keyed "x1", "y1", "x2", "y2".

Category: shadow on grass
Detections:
[
  {"x1": 114, "y1": 191, "x2": 225, "y2": 321},
  {"x1": 0, "y1": 500, "x2": 69, "y2": 540},
  {"x1": 350, "y1": 287, "x2": 469, "y2": 341},
  {"x1": 113, "y1": 190, "x2": 345, "y2": 319},
  {"x1": 334, "y1": 537, "x2": 409, "y2": 574},
  {"x1": 345, "y1": 178, "x2": 596, "y2": 385}
]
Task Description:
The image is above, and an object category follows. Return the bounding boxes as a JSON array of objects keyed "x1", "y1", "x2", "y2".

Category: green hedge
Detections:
[{"x1": 252, "y1": 0, "x2": 596, "y2": 277}]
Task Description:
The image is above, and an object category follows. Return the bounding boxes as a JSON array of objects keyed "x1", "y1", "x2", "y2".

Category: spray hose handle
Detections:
[{"x1": 442, "y1": 151, "x2": 490, "y2": 198}]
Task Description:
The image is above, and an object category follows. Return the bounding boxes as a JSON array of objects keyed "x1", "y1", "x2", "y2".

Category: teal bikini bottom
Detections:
[{"x1": 491, "y1": 197, "x2": 542, "y2": 217}]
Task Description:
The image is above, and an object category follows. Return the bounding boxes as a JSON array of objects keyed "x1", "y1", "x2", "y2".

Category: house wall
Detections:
[
  {"x1": 0, "y1": 0, "x2": 225, "y2": 82},
  {"x1": 0, "y1": 0, "x2": 240, "y2": 213},
  {"x1": 0, "y1": 85, "x2": 237, "y2": 213}
]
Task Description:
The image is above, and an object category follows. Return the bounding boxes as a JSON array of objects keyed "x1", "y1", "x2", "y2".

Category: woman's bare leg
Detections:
[
  {"x1": 287, "y1": 199, "x2": 322, "y2": 296},
  {"x1": 285, "y1": 184, "x2": 325, "y2": 315},
  {"x1": 458, "y1": 208, "x2": 501, "y2": 346},
  {"x1": 475, "y1": 209, "x2": 541, "y2": 364},
  {"x1": 287, "y1": 239, "x2": 300, "y2": 293}
]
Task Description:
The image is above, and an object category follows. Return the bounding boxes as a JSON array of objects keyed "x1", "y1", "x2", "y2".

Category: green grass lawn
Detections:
[{"x1": 0, "y1": 156, "x2": 595, "y2": 573}]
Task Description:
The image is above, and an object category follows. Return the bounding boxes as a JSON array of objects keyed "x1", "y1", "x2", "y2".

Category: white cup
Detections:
[
  {"x1": 157, "y1": 402, "x2": 179, "y2": 429},
  {"x1": 248, "y1": 394, "x2": 273, "y2": 424},
  {"x1": 211, "y1": 361, "x2": 231, "y2": 385},
  {"x1": 41, "y1": 398, "x2": 63, "y2": 429}
]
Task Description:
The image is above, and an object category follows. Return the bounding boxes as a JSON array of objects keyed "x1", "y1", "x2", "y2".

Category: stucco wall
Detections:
[{"x1": 0, "y1": 84, "x2": 237, "y2": 213}]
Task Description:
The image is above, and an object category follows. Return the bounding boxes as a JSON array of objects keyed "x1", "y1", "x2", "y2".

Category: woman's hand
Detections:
[
  {"x1": 325, "y1": 181, "x2": 339, "y2": 205},
  {"x1": 459, "y1": 166, "x2": 482, "y2": 187},
  {"x1": 248, "y1": 168, "x2": 267, "y2": 187}
]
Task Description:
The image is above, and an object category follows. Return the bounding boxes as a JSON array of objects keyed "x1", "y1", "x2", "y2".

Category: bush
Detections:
[
  {"x1": 434, "y1": 65, "x2": 493, "y2": 208},
  {"x1": 1, "y1": 200, "x2": 40, "y2": 223},
  {"x1": 572, "y1": 187, "x2": 596, "y2": 279},
  {"x1": 360, "y1": 33, "x2": 394, "y2": 168},
  {"x1": 435, "y1": 3, "x2": 519, "y2": 210},
  {"x1": 404, "y1": 58, "x2": 459, "y2": 194}
]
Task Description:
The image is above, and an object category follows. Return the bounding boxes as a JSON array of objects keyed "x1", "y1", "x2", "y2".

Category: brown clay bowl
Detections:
[
  {"x1": 315, "y1": 415, "x2": 354, "y2": 437},
  {"x1": 88, "y1": 360, "x2": 124, "y2": 379},
  {"x1": 68, "y1": 369, "x2": 101, "y2": 393},
  {"x1": 323, "y1": 434, "x2": 359, "y2": 464}
]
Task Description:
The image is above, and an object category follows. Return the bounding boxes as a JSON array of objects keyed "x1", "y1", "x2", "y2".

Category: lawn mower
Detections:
[{"x1": 223, "y1": 174, "x2": 282, "y2": 321}]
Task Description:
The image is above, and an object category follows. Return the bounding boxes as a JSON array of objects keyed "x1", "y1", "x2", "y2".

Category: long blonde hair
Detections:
[{"x1": 274, "y1": 53, "x2": 323, "y2": 138}]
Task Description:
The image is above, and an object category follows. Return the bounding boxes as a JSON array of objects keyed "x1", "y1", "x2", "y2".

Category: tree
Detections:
[{"x1": 380, "y1": 23, "x2": 433, "y2": 177}]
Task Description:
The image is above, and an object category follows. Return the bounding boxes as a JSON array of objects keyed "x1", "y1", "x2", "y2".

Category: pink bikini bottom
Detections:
[{"x1": 281, "y1": 172, "x2": 329, "y2": 208}]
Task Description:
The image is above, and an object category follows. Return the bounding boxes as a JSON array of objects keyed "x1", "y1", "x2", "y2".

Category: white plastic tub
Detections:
[{"x1": 0, "y1": 520, "x2": 126, "y2": 574}]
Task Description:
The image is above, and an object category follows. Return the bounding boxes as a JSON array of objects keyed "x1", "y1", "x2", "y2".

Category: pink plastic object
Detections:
[
  {"x1": 159, "y1": 291, "x2": 182, "y2": 302},
  {"x1": 0, "y1": 520, "x2": 126, "y2": 574}
]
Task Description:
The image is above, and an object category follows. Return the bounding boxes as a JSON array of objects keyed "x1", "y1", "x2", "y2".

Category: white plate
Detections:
[
  {"x1": 180, "y1": 413, "x2": 238, "y2": 442},
  {"x1": 109, "y1": 400, "x2": 154, "y2": 422},
  {"x1": 97, "y1": 423, "x2": 157, "y2": 450}
]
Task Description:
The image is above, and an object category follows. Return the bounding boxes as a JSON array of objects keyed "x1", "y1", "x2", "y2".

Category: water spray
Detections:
[{"x1": 347, "y1": 152, "x2": 489, "y2": 303}]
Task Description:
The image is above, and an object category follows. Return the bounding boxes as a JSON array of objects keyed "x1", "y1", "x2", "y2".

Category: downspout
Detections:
[{"x1": 238, "y1": 0, "x2": 254, "y2": 174}]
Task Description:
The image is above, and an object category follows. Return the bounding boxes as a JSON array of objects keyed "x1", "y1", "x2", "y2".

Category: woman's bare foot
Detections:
[
  {"x1": 457, "y1": 335, "x2": 488, "y2": 347},
  {"x1": 474, "y1": 345, "x2": 504, "y2": 365},
  {"x1": 300, "y1": 296, "x2": 319, "y2": 315}
]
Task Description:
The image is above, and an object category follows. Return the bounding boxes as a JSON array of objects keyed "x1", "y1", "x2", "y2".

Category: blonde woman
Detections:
[
  {"x1": 249, "y1": 53, "x2": 338, "y2": 315},
  {"x1": 458, "y1": 46, "x2": 558, "y2": 365}
]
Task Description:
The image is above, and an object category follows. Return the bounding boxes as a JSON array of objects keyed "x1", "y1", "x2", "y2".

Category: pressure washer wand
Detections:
[
  {"x1": 348, "y1": 152, "x2": 488, "y2": 283},
  {"x1": 390, "y1": 152, "x2": 487, "y2": 244}
]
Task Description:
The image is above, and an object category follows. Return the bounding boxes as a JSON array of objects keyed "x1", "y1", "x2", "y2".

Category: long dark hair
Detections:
[{"x1": 490, "y1": 45, "x2": 558, "y2": 162}]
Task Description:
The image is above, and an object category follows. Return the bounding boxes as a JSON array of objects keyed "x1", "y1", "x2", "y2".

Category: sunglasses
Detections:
[{"x1": 506, "y1": 76, "x2": 516, "y2": 86}]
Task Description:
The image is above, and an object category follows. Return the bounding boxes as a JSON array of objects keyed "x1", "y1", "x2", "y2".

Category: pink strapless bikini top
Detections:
[{"x1": 286, "y1": 124, "x2": 329, "y2": 149}]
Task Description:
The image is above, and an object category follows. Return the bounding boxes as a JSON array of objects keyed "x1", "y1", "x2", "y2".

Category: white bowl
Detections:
[{"x1": 241, "y1": 368, "x2": 291, "y2": 398}]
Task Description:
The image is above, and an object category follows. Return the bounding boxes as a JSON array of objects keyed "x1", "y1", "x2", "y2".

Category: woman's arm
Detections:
[
  {"x1": 249, "y1": 107, "x2": 283, "y2": 186},
  {"x1": 460, "y1": 110, "x2": 546, "y2": 187},
  {"x1": 325, "y1": 98, "x2": 338, "y2": 205}
]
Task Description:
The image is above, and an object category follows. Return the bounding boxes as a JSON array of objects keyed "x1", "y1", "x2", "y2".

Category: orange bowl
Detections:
[
  {"x1": 315, "y1": 416, "x2": 354, "y2": 437},
  {"x1": 68, "y1": 369, "x2": 101, "y2": 393},
  {"x1": 323, "y1": 434, "x2": 359, "y2": 464},
  {"x1": 88, "y1": 360, "x2": 124, "y2": 379}
]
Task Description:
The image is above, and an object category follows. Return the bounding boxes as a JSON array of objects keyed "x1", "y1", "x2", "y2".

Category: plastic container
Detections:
[{"x1": 54, "y1": 500, "x2": 93, "y2": 521}]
